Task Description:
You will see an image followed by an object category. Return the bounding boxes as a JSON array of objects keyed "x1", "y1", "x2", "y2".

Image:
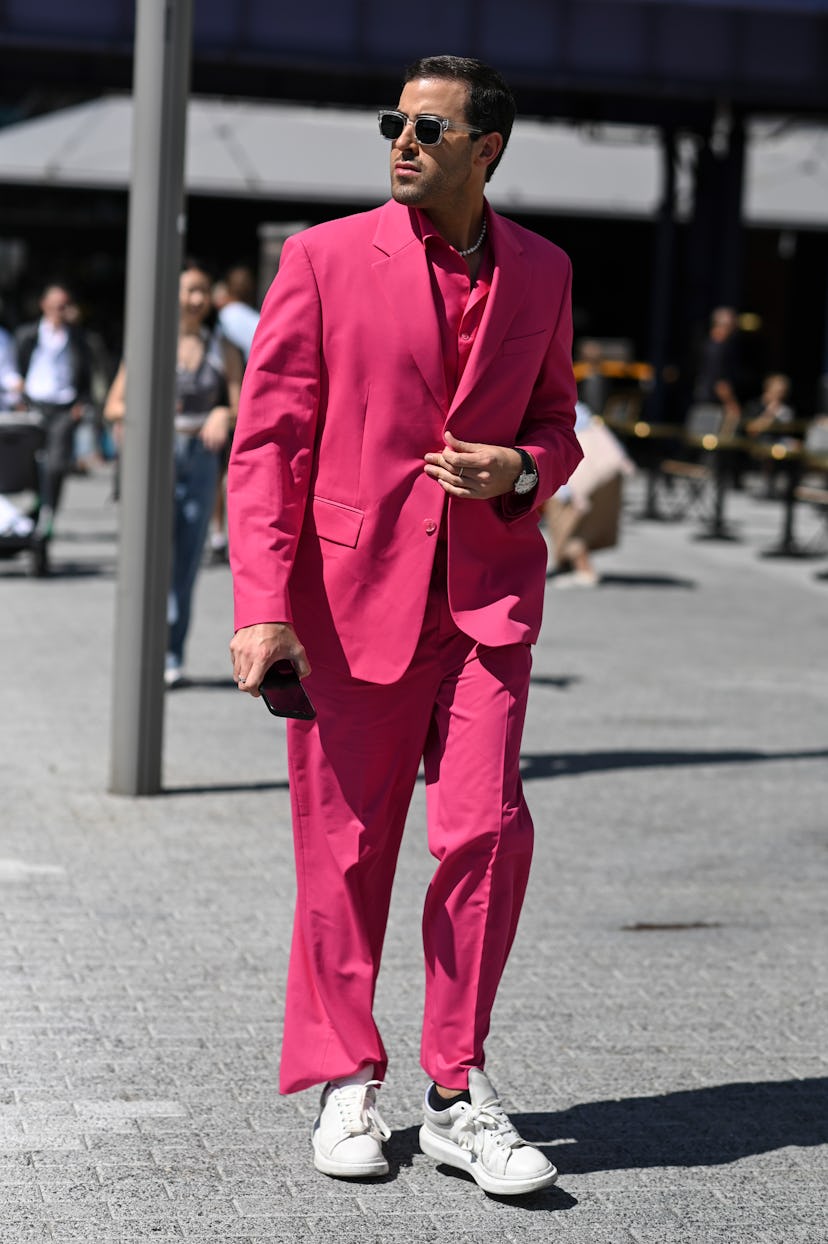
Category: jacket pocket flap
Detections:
[
  {"x1": 312, "y1": 496, "x2": 364, "y2": 547},
  {"x1": 502, "y1": 329, "x2": 547, "y2": 355}
]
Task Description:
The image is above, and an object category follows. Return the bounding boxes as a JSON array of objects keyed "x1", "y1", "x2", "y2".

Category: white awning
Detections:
[
  {"x1": 0, "y1": 95, "x2": 824, "y2": 229},
  {"x1": 743, "y1": 120, "x2": 828, "y2": 229}
]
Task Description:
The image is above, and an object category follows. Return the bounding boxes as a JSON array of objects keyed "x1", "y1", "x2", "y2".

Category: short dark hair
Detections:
[
  {"x1": 403, "y1": 56, "x2": 516, "y2": 182},
  {"x1": 224, "y1": 266, "x2": 256, "y2": 304},
  {"x1": 181, "y1": 256, "x2": 214, "y2": 280},
  {"x1": 40, "y1": 282, "x2": 73, "y2": 302}
]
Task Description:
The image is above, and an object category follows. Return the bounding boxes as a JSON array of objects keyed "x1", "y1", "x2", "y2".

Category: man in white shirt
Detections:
[
  {"x1": 15, "y1": 284, "x2": 91, "y2": 528},
  {"x1": 213, "y1": 267, "x2": 260, "y2": 362}
]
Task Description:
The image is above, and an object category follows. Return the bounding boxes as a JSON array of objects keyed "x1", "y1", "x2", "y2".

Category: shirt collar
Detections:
[
  {"x1": 411, "y1": 205, "x2": 491, "y2": 256},
  {"x1": 411, "y1": 208, "x2": 442, "y2": 249},
  {"x1": 37, "y1": 320, "x2": 68, "y2": 350}
]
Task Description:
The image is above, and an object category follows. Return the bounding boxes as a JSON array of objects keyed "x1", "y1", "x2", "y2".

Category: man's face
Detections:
[
  {"x1": 389, "y1": 77, "x2": 482, "y2": 214},
  {"x1": 710, "y1": 309, "x2": 736, "y2": 342},
  {"x1": 764, "y1": 376, "x2": 788, "y2": 403},
  {"x1": 40, "y1": 287, "x2": 70, "y2": 326}
]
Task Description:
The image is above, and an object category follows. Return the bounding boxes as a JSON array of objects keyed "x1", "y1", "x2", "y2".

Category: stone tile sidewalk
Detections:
[{"x1": 2, "y1": 467, "x2": 826, "y2": 1242}]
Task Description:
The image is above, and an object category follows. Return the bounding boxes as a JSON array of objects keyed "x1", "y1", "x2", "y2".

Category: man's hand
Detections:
[
  {"x1": 424, "y1": 430, "x2": 522, "y2": 499},
  {"x1": 229, "y1": 622, "x2": 310, "y2": 697}
]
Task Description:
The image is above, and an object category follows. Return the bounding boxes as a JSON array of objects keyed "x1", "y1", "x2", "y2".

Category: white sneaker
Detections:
[
  {"x1": 553, "y1": 569, "x2": 599, "y2": 589},
  {"x1": 164, "y1": 657, "x2": 184, "y2": 688},
  {"x1": 312, "y1": 1079, "x2": 391, "y2": 1178},
  {"x1": 419, "y1": 1068, "x2": 557, "y2": 1196}
]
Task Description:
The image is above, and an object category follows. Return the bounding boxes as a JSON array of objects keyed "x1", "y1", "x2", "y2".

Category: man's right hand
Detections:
[{"x1": 229, "y1": 622, "x2": 310, "y2": 697}]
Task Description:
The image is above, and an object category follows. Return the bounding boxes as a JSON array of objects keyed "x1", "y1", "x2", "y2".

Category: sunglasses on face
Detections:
[{"x1": 378, "y1": 109, "x2": 483, "y2": 147}]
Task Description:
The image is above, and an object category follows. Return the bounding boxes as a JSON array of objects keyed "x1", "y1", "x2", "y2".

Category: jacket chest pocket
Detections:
[{"x1": 501, "y1": 330, "x2": 547, "y2": 355}]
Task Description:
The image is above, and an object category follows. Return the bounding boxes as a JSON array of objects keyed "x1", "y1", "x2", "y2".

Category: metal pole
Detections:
[
  {"x1": 646, "y1": 126, "x2": 677, "y2": 428},
  {"x1": 639, "y1": 128, "x2": 677, "y2": 521},
  {"x1": 110, "y1": 0, "x2": 194, "y2": 795},
  {"x1": 718, "y1": 111, "x2": 746, "y2": 308}
]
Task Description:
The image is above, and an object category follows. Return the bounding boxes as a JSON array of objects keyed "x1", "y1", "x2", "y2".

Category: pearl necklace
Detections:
[{"x1": 457, "y1": 219, "x2": 487, "y2": 257}]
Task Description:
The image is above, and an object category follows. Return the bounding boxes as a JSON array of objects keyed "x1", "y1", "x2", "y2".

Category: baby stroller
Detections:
[{"x1": 0, "y1": 412, "x2": 50, "y2": 576}]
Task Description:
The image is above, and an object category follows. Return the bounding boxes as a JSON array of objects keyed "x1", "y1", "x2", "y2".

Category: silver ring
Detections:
[
  {"x1": 238, "y1": 677, "x2": 246, "y2": 685},
  {"x1": 457, "y1": 466, "x2": 464, "y2": 479}
]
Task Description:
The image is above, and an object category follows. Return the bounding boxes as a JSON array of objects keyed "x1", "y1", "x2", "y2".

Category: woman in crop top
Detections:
[{"x1": 105, "y1": 261, "x2": 244, "y2": 685}]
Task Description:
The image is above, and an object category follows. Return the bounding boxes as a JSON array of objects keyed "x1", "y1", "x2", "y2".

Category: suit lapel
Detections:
[
  {"x1": 448, "y1": 209, "x2": 528, "y2": 421},
  {"x1": 372, "y1": 202, "x2": 447, "y2": 413}
]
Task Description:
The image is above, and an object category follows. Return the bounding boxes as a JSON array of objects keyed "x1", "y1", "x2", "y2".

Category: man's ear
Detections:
[{"x1": 477, "y1": 132, "x2": 504, "y2": 172}]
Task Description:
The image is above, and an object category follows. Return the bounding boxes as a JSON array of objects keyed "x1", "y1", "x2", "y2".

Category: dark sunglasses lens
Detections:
[
  {"x1": 414, "y1": 118, "x2": 443, "y2": 145},
  {"x1": 379, "y1": 113, "x2": 405, "y2": 140}
]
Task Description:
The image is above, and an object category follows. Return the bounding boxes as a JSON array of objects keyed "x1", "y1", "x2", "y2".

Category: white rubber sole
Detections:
[
  {"x1": 312, "y1": 1134, "x2": 389, "y2": 1179},
  {"x1": 419, "y1": 1125, "x2": 557, "y2": 1196}
]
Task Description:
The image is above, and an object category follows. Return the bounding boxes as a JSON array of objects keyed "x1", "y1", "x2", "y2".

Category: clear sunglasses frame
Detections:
[{"x1": 377, "y1": 109, "x2": 483, "y2": 146}]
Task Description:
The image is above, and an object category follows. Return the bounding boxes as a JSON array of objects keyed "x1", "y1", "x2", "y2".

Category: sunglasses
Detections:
[{"x1": 378, "y1": 109, "x2": 483, "y2": 147}]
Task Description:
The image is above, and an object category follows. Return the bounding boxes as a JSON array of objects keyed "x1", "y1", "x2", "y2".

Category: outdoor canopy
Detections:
[{"x1": 0, "y1": 95, "x2": 825, "y2": 228}]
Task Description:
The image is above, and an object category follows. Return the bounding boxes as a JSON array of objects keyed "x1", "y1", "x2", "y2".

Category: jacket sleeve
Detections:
[
  {"x1": 499, "y1": 256, "x2": 581, "y2": 521},
  {"x1": 14, "y1": 326, "x2": 36, "y2": 385},
  {"x1": 71, "y1": 330, "x2": 93, "y2": 404},
  {"x1": 227, "y1": 234, "x2": 322, "y2": 631}
]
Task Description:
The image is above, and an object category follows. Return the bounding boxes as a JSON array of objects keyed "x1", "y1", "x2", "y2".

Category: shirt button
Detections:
[
  {"x1": 423, "y1": 519, "x2": 438, "y2": 535},
  {"x1": 460, "y1": 332, "x2": 470, "y2": 341}
]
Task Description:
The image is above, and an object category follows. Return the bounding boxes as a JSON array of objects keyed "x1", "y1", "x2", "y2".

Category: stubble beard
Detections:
[
  {"x1": 391, "y1": 171, "x2": 433, "y2": 207},
  {"x1": 390, "y1": 150, "x2": 473, "y2": 214}
]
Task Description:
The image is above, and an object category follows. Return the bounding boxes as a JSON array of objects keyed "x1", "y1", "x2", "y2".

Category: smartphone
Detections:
[{"x1": 259, "y1": 659, "x2": 317, "y2": 720}]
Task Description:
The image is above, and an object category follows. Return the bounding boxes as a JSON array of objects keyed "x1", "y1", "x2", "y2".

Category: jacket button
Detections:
[{"x1": 423, "y1": 519, "x2": 438, "y2": 535}]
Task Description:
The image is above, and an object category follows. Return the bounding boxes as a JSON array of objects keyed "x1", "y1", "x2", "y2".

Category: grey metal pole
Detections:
[
  {"x1": 646, "y1": 126, "x2": 677, "y2": 426},
  {"x1": 110, "y1": 0, "x2": 194, "y2": 795}
]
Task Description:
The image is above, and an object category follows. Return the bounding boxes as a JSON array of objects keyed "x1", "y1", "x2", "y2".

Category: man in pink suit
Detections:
[{"x1": 228, "y1": 55, "x2": 581, "y2": 1195}]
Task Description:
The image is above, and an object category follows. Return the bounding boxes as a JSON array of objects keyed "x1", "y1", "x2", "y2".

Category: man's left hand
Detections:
[{"x1": 424, "y1": 430, "x2": 522, "y2": 499}]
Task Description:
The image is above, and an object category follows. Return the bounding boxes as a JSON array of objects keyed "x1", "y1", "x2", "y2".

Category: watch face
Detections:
[
  {"x1": 513, "y1": 448, "x2": 538, "y2": 495},
  {"x1": 514, "y1": 472, "x2": 538, "y2": 495}
]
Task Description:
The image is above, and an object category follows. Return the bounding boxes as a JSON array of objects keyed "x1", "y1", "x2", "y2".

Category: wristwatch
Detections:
[{"x1": 513, "y1": 448, "x2": 539, "y2": 495}]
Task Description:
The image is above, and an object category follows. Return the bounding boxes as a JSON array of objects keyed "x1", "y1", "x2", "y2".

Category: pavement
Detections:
[{"x1": 2, "y1": 463, "x2": 827, "y2": 1244}]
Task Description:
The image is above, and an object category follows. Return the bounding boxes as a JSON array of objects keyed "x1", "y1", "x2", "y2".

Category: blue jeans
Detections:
[{"x1": 167, "y1": 433, "x2": 219, "y2": 664}]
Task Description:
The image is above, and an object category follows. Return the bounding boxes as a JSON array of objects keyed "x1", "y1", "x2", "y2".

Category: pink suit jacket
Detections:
[{"x1": 228, "y1": 199, "x2": 581, "y2": 684}]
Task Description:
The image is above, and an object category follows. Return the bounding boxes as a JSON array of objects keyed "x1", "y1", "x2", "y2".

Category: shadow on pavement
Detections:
[
  {"x1": 49, "y1": 561, "x2": 118, "y2": 578},
  {"x1": 0, "y1": 560, "x2": 117, "y2": 579},
  {"x1": 595, "y1": 572, "x2": 697, "y2": 589},
  {"x1": 530, "y1": 674, "x2": 582, "y2": 690},
  {"x1": 52, "y1": 528, "x2": 119, "y2": 544},
  {"x1": 169, "y1": 675, "x2": 239, "y2": 690},
  {"x1": 515, "y1": 1077, "x2": 828, "y2": 1174},
  {"x1": 520, "y1": 746, "x2": 828, "y2": 779},
  {"x1": 160, "y1": 779, "x2": 290, "y2": 796},
  {"x1": 161, "y1": 745, "x2": 828, "y2": 794}
]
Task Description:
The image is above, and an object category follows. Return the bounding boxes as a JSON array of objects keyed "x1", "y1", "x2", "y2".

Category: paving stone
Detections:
[
  {"x1": 0, "y1": 1226, "x2": 52, "y2": 1244},
  {"x1": 1, "y1": 472, "x2": 826, "y2": 1242},
  {"x1": 49, "y1": 1232, "x2": 183, "y2": 1244}
]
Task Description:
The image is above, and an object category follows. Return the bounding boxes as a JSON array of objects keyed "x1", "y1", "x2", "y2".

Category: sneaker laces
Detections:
[
  {"x1": 330, "y1": 1080, "x2": 391, "y2": 1142},
  {"x1": 456, "y1": 1095, "x2": 524, "y2": 1154}
]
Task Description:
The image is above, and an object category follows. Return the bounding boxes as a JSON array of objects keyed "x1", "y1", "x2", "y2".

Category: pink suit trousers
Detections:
[{"x1": 280, "y1": 566, "x2": 534, "y2": 1094}]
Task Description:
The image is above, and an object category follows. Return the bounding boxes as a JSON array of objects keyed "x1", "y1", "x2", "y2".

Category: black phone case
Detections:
[{"x1": 259, "y1": 660, "x2": 317, "y2": 720}]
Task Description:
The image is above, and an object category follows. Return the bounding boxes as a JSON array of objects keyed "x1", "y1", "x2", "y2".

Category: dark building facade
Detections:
[{"x1": 1, "y1": 1, "x2": 827, "y2": 411}]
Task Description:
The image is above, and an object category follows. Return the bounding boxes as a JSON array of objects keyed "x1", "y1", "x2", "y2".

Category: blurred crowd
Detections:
[
  {"x1": 0, "y1": 264, "x2": 259, "y2": 682},
  {"x1": 0, "y1": 264, "x2": 260, "y2": 503},
  {"x1": 544, "y1": 305, "x2": 828, "y2": 583},
  {"x1": 2, "y1": 270, "x2": 826, "y2": 656}
]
